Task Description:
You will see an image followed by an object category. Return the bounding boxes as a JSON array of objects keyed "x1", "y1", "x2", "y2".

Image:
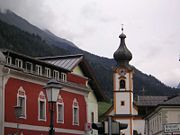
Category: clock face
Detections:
[{"x1": 120, "y1": 69, "x2": 126, "y2": 76}]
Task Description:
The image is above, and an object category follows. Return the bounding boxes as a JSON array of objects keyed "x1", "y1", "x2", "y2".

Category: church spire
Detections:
[{"x1": 113, "y1": 26, "x2": 132, "y2": 68}]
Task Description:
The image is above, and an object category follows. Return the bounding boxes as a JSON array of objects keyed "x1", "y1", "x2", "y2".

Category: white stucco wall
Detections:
[
  {"x1": 115, "y1": 92, "x2": 131, "y2": 114},
  {"x1": 166, "y1": 108, "x2": 180, "y2": 123},
  {"x1": 114, "y1": 71, "x2": 133, "y2": 115},
  {"x1": 146, "y1": 107, "x2": 180, "y2": 135},
  {"x1": 72, "y1": 66, "x2": 84, "y2": 76},
  {"x1": 87, "y1": 90, "x2": 98, "y2": 123},
  {"x1": 134, "y1": 119, "x2": 145, "y2": 135},
  {"x1": 86, "y1": 90, "x2": 98, "y2": 135},
  {"x1": 113, "y1": 70, "x2": 135, "y2": 135},
  {"x1": 72, "y1": 65, "x2": 99, "y2": 135}
]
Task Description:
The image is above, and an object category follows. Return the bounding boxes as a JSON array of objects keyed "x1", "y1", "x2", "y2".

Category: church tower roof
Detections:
[{"x1": 113, "y1": 27, "x2": 132, "y2": 68}]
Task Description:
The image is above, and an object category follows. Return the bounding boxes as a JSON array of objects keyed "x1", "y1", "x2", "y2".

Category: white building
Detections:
[{"x1": 144, "y1": 95, "x2": 180, "y2": 135}]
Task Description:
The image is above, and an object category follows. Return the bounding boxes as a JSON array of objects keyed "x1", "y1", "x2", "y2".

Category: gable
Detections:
[{"x1": 72, "y1": 65, "x2": 85, "y2": 77}]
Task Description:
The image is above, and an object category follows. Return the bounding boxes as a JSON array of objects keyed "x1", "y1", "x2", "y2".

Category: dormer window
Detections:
[
  {"x1": 61, "y1": 73, "x2": 67, "y2": 82},
  {"x1": 15, "y1": 58, "x2": 23, "y2": 68},
  {"x1": 6, "y1": 56, "x2": 12, "y2": 65},
  {"x1": 45, "y1": 67, "x2": 51, "y2": 78},
  {"x1": 53, "y1": 70, "x2": 59, "y2": 80},
  {"x1": 26, "y1": 62, "x2": 33, "y2": 73},
  {"x1": 35, "y1": 65, "x2": 42, "y2": 75}
]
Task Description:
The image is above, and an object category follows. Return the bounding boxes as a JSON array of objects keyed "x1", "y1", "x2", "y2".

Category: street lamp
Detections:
[
  {"x1": 44, "y1": 79, "x2": 62, "y2": 135},
  {"x1": 14, "y1": 105, "x2": 22, "y2": 135}
]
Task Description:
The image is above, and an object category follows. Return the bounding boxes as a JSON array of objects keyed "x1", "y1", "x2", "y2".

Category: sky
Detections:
[{"x1": 0, "y1": 0, "x2": 180, "y2": 88}]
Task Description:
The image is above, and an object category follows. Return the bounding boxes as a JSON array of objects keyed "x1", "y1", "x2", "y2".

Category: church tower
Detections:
[{"x1": 113, "y1": 28, "x2": 134, "y2": 135}]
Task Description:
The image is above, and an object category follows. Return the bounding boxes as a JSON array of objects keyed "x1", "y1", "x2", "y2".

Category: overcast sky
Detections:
[{"x1": 0, "y1": 0, "x2": 180, "y2": 88}]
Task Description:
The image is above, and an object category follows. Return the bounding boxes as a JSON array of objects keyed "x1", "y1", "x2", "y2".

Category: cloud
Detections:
[{"x1": 0, "y1": 0, "x2": 180, "y2": 87}]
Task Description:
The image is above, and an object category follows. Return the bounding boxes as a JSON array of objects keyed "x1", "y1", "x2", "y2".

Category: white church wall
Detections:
[
  {"x1": 134, "y1": 119, "x2": 145, "y2": 135},
  {"x1": 115, "y1": 93, "x2": 130, "y2": 114}
]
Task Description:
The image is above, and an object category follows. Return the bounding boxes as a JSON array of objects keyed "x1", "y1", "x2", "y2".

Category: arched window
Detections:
[
  {"x1": 38, "y1": 91, "x2": 46, "y2": 121},
  {"x1": 17, "y1": 86, "x2": 26, "y2": 118},
  {"x1": 120, "y1": 80, "x2": 126, "y2": 89},
  {"x1": 72, "y1": 98, "x2": 79, "y2": 125},
  {"x1": 57, "y1": 95, "x2": 64, "y2": 123}
]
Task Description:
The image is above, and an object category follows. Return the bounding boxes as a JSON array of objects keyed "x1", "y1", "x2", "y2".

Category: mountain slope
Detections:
[
  {"x1": 0, "y1": 11, "x2": 179, "y2": 99},
  {"x1": 0, "y1": 19, "x2": 69, "y2": 56},
  {"x1": 0, "y1": 10, "x2": 77, "y2": 49},
  {"x1": 177, "y1": 82, "x2": 180, "y2": 89}
]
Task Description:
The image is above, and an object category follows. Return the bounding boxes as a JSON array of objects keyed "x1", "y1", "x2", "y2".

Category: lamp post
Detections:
[
  {"x1": 14, "y1": 105, "x2": 22, "y2": 135},
  {"x1": 44, "y1": 79, "x2": 62, "y2": 135}
]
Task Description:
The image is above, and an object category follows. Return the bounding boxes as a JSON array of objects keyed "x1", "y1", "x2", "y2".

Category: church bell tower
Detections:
[{"x1": 113, "y1": 28, "x2": 134, "y2": 135}]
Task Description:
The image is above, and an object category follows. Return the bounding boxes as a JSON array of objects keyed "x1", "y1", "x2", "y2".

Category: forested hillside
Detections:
[
  {"x1": 0, "y1": 17, "x2": 179, "y2": 100},
  {"x1": 0, "y1": 20, "x2": 69, "y2": 56}
]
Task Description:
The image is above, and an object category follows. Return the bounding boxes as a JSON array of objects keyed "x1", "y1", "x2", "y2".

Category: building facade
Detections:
[
  {"x1": 0, "y1": 49, "x2": 105, "y2": 135},
  {"x1": 145, "y1": 95, "x2": 180, "y2": 135}
]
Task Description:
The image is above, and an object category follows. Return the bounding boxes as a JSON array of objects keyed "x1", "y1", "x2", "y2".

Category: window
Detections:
[
  {"x1": 120, "y1": 80, "x2": 125, "y2": 89},
  {"x1": 6, "y1": 56, "x2": 12, "y2": 65},
  {"x1": 38, "y1": 91, "x2": 46, "y2": 121},
  {"x1": 61, "y1": 73, "x2": 67, "y2": 82},
  {"x1": 17, "y1": 86, "x2": 26, "y2": 118},
  {"x1": 91, "y1": 112, "x2": 94, "y2": 123},
  {"x1": 45, "y1": 67, "x2": 51, "y2": 78},
  {"x1": 121, "y1": 101, "x2": 125, "y2": 106},
  {"x1": 15, "y1": 58, "x2": 23, "y2": 68},
  {"x1": 178, "y1": 114, "x2": 180, "y2": 123},
  {"x1": 73, "y1": 98, "x2": 79, "y2": 125},
  {"x1": 40, "y1": 101, "x2": 45, "y2": 119},
  {"x1": 35, "y1": 65, "x2": 42, "y2": 75},
  {"x1": 57, "y1": 95, "x2": 64, "y2": 123},
  {"x1": 26, "y1": 62, "x2": 33, "y2": 72},
  {"x1": 53, "y1": 70, "x2": 59, "y2": 80}
]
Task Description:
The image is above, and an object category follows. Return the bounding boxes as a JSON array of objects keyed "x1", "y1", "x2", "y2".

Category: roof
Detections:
[
  {"x1": 38, "y1": 54, "x2": 107, "y2": 101},
  {"x1": 37, "y1": 54, "x2": 83, "y2": 71},
  {"x1": 144, "y1": 94, "x2": 180, "y2": 118},
  {"x1": 0, "y1": 49, "x2": 70, "y2": 72},
  {"x1": 136, "y1": 96, "x2": 168, "y2": 106},
  {"x1": 113, "y1": 32, "x2": 132, "y2": 69},
  {"x1": 160, "y1": 94, "x2": 180, "y2": 106}
]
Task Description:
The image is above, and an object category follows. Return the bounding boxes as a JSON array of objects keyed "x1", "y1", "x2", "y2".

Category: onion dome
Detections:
[{"x1": 113, "y1": 30, "x2": 132, "y2": 67}]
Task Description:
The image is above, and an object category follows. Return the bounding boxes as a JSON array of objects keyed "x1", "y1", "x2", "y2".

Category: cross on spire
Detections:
[{"x1": 121, "y1": 24, "x2": 124, "y2": 33}]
